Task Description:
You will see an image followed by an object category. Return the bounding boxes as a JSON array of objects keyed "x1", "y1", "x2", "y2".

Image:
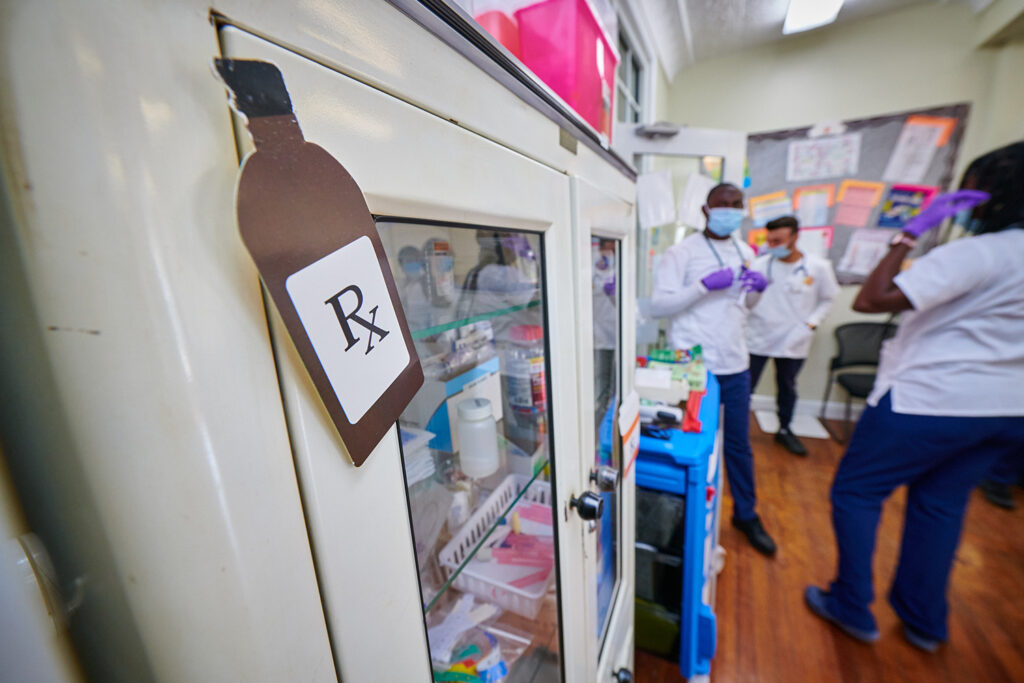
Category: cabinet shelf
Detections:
[
  {"x1": 424, "y1": 457, "x2": 551, "y2": 615},
  {"x1": 410, "y1": 299, "x2": 541, "y2": 340}
]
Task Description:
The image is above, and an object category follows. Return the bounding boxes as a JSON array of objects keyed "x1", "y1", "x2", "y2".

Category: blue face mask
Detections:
[
  {"x1": 954, "y1": 208, "x2": 986, "y2": 234},
  {"x1": 403, "y1": 262, "x2": 424, "y2": 277},
  {"x1": 762, "y1": 245, "x2": 791, "y2": 259},
  {"x1": 706, "y1": 207, "x2": 744, "y2": 237}
]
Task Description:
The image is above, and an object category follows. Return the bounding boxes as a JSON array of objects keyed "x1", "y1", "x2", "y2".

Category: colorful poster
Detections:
[
  {"x1": 747, "y1": 228, "x2": 768, "y2": 254},
  {"x1": 838, "y1": 228, "x2": 891, "y2": 275},
  {"x1": 796, "y1": 226, "x2": 834, "y2": 259},
  {"x1": 881, "y1": 117, "x2": 954, "y2": 183},
  {"x1": 793, "y1": 184, "x2": 835, "y2": 227},
  {"x1": 834, "y1": 180, "x2": 885, "y2": 228},
  {"x1": 786, "y1": 133, "x2": 862, "y2": 182},
  {"x1": 877, "y1": 184, "x2": 939, "y2": 229},
  {"x1": 749, "y1": 191, "x2": 793, "y2": 227}
]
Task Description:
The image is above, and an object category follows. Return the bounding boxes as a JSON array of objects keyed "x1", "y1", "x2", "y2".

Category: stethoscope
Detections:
[
  {"x1": 703, "y1": 234, "x2": 748, "y2": 271},
  {"x1": 766, "y1": 256, "x2": 809, "y2": 284}
]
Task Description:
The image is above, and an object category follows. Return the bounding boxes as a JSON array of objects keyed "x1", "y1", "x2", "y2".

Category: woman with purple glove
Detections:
[
  {"x1": 805, "y1": 142, "x2": 1024, "y2": 652},
  {"x1": 650, "y1": 183, "x2": 777, "y2": 556}
]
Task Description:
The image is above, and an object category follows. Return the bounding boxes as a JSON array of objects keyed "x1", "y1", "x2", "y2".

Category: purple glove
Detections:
[
  {"x1": 701, "y1": 267, "x2": 734, "y2": 291},
  {"x1": 739, "y1": 268, "x2": 768, "y2": 293},
  {"x1": 902, "y1": 189, "x2": 990, "y2": 237},
  {"x1": 603, "y1": 277, "x2": 616, "y2": 296}
]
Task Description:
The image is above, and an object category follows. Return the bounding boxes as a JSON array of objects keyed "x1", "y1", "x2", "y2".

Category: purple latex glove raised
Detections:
[
  {"x1": 903, "y1": 189, "x2": 990, "y2": 237},
  {"x1": 603, "y1": 277, "x2": 616, "y2": 296},
  {"x1": 701, "y1": 267, "x2": 734, "y2": 291},
  {"x1": 739, "y1": 268, "x2": 768, "y2": 293}
]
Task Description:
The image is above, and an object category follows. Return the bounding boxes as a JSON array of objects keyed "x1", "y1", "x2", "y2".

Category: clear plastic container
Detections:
[{"x1": 500, "y1": 324, "x2": 547, "y2": 453}]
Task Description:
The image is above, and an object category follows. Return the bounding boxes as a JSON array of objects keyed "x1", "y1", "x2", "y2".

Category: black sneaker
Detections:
[
  {"x1": 775, "y1": 428, "x2": 808, "y2": 456},
  {"x1": 732, "y1": 515, "x2": 777, "y2": 556},
  {"x1": 978, "y1": 479, "x2": 1016, "y2": 510}
]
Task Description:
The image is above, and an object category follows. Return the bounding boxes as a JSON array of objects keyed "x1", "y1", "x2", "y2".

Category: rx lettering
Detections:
[{"x1": 324, "y1": 285, "x2": 390, "y2": 355}]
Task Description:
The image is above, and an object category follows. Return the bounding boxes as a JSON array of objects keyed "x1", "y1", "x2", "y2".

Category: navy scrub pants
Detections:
[
  {"x1": 717, "y1": 370, "x2": 758, "y2": 522},
  {"x1": 826, "y1": 392, "x2": 1024, "y2": 641},
  {"x1": 749, "y1": 354, "x2": 805, "y2": 431}
]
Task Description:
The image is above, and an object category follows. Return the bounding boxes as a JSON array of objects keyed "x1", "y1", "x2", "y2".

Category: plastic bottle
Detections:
[
  {"x1": 424, "y1": 238, "x2": 455, "y2": 307},
  {"x1": 501, "y1": 324, "x2": 547, "y2": 453},
  {"x1": 456, "y1": 398, "x2": 500, "y2": 479}
]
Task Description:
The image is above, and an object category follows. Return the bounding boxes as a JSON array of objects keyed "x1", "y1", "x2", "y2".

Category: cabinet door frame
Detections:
[
  {"x1": 221, "y1": 25, "x2": 590, "y2": 683},
  {"x1": 570, "y1": 176, "x2": 638, "y2": 681}
]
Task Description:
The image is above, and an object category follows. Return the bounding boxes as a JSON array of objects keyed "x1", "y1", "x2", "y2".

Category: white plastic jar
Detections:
[{"x1": 456, "y1": 397, "x2": 499, "y2": 479}]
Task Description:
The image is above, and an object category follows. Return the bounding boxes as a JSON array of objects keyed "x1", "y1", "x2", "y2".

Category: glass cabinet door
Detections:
[
  {"x1": 379, "y1": 220, "x2": 564, "y2": 682},
  {"x1": 590, "y1": 236, "x2": 621, "y2": 649}
]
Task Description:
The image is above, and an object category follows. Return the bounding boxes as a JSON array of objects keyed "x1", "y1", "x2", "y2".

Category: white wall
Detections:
[{"x1": 664, "y1": 2, "x2": 1024, "y2": 410}]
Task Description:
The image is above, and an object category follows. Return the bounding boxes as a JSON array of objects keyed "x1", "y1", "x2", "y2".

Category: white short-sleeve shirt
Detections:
[
  {"x1": 746, "y1": 254, "x2": 839, "y2": 359},
  {"x1": 654, "y1": 232, "x2": 756, "y2": 375},
  {"x1": 868, "y1": 228, "x2": 1024, "y2": 416}
]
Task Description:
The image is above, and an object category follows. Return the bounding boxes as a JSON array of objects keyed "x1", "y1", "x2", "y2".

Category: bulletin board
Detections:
[{"x1": 743, "y1": 103, "x2": 970, "y2": 283}]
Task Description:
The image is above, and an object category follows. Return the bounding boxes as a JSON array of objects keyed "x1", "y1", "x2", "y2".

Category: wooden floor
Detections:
[{"x1": 635, "y1": 415, "x2": 1024, "y2": 683}]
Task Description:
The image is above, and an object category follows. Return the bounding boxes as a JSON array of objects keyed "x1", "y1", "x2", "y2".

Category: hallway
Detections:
[{"x1": 635, "y1": 416, "x2": 1024, "y2": 682}]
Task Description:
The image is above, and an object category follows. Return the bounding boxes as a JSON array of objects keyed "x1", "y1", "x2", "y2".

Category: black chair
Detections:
[{"x1": 819, "y1": 321, "x2": 897, "y2": 442}]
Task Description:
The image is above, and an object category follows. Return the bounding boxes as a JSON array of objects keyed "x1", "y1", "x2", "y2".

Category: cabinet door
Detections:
[
  {"x1": 221, "y1": 26, "x2": 587, "y2": 683},
  {"x1": 571, "y1": 177, "x2": 637, "y2": 681}
]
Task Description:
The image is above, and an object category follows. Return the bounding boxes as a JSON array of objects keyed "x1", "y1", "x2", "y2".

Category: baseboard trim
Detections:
[{"x1": 751, "y1": 394, "x2": 865, "y2": 421}]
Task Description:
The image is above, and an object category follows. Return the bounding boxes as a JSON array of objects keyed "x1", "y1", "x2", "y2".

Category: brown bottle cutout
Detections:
[{"x1": 215, "y1": 58, "x2": 423, "y2": 467}]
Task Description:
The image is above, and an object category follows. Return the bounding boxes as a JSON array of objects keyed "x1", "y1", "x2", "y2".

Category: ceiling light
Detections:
[{"x1": 783, "y1": 0, "x2": 844, "y2": 35}]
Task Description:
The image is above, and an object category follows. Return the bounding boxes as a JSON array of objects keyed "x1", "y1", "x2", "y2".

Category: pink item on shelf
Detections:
[
  {"x1": 515, "y1": 502, "x2": 553, "y2": 525},
  {"x1": 510, "y1": 566, "x2": 553, "y2": 589},
  {"x1": 515, "y1": 0, "x2": 618, "y2": 139}
]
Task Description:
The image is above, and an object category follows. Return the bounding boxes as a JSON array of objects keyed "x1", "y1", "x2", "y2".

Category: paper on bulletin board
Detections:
[
  {"x1": 796, "y1": 226, "x2": 834, "y2": 259},
  {"x1": 619, "y1": 390, "x2": 641, "y2": 476},
  {"x1": 749, "y1": 191, "x2": 793, "y2": 227},
  {"x1": 834, "y1": 180, "x2": 885, "y2": 228},
  {"x1": 747, "y1": 228, "x2": 768, "y2": 254},
  {"x1": 786, "y1": 133, "x2": 861, "y2": 182},
  {"x1": 793, "y1": 184, "x2": 835, "y2": 227},
  {"x1": 877, "y1": 184, "x2": 938, "y2": 229},
  {"x1": 677, "y1": 172, "x2": 719, "y2": 228},
  {"x1": 882, "y1": 117, "x2": 954, "y2": 183},
  {"x1": 637, "y1": 170, "x2": 677, "y2": 230},
  {"x1": 838, "y1": 228, "x2": 891, "y2": 275}
]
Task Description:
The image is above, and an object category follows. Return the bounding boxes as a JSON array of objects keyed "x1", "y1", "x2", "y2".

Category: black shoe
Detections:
[
  {"x1": 979, "y1": 479, "x2": 1016, "y2": 510},
  {"x1": 902, "y1": 623, "x2": 941, "y2": 653},
  {"x1": 775, "y1": 428, "x2": 807, "y2": 456},
  {"x1": 732, "y1": 515, "x2": 777, "y2": 556}
]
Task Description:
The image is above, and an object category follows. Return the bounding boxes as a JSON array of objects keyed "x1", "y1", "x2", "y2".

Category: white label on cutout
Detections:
[{"x1": 286, "y1": 236, "x2": 409, "y2": 423}]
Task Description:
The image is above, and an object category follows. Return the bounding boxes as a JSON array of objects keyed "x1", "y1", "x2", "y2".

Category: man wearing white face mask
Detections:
[
  {"x1": 650, "y1": 183, "x2": 777, "y2": 556},
  {"x1": 747, "y1": 216, "x2": 838, "y2": 456}
]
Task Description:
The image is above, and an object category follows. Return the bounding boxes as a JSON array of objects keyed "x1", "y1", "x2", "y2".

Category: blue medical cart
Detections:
[{"x1": 634, "y1": 374, "x2": 723, "y2": 680}]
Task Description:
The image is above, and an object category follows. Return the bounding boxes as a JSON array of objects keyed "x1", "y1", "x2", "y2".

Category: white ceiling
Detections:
[{"x1": 633, "y1": 0, "x2": 986, "y2": 79}]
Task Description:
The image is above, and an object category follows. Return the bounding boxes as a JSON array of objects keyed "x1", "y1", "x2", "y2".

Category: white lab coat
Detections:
[
  {"x1": 649, "y1": 232, "x2": 759, "y2": 375},
  {"x1": 746, "y1": 253, "x2": 838, "y2": 359}
]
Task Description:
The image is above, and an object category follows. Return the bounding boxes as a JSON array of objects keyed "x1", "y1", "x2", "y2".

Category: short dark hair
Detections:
[
  {"x1": 961, "y1": 141, "x2": 1024, "y2": 234},
  {"x1": 766, "y1": 215, "x2": 799, "y2": 233},
  {"x1": 706, "y1": 183, "x2": 740, "y2": 203}
]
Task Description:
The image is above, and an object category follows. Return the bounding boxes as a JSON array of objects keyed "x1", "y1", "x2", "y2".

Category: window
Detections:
[{"x1": 616, "y1": 30, "x2": 643, "y2": 124}]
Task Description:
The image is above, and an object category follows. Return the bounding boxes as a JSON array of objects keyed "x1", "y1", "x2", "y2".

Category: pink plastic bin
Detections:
[
  {"x1": 476, "y1": 10, "x2": 522, "y2": 58},
  {"x1": 515, "y1": 0, "x2": 618, "y2": 139}
]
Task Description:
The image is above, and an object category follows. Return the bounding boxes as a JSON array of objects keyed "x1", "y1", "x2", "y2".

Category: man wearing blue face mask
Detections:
[
  {"x1": 746, "y1": 216, "x2": 838, "y2": 456},
  {"x1": 650, "y1": 183, "x2": 777, "y2": 556}
]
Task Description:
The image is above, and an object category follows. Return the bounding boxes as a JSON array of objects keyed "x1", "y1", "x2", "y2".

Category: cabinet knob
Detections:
[
  {"x1": 569, "y1": 491, "x2": 604, "y2": 521},
  {"x1": 590, "y1": 466, "x2": 620, "y2": 492},
  {"x1": 614, "y1": 668, "x2": 633, "y2": 683}
]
